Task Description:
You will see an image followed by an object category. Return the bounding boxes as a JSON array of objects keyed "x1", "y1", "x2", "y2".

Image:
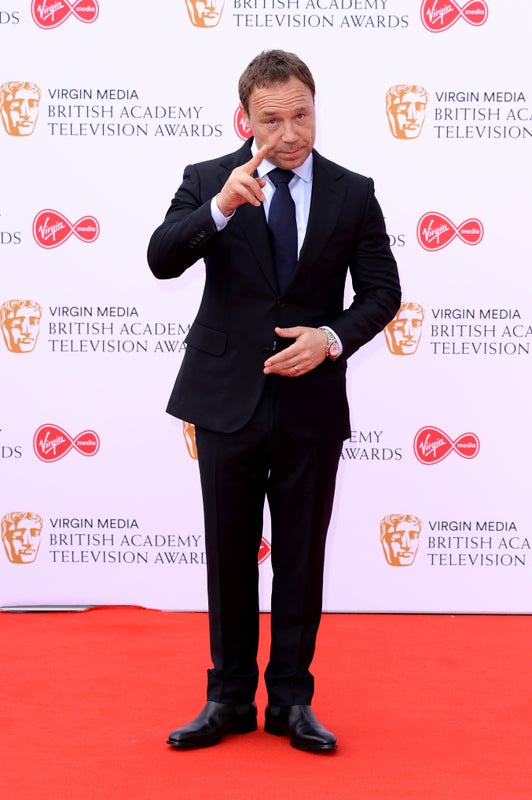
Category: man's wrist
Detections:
[
  {"x1": 319, "y1": 326, "x2": 343, "y2": 360},
  {"x1": 211, "y1": 195, "x2": 235, "y2": 230}
]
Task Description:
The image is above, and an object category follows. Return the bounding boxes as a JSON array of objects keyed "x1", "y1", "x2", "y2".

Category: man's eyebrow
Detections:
[{"x1": 258, "y1": 104, "x2": 311, "y2": 118}]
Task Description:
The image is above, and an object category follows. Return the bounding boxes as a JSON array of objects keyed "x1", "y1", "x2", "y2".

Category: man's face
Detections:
[
  {"x1": 382, "y1": 521, "x2": 421, "y2": 566},
  {"x1": 241, "y1": 76, "x2": 316, "y2": 170},
  {"x1": 2, "y1": 306, "x2": 41, "y2": 353},
  {"x1": 1, "y1": 87, "x2": 40, "y2": 136},
  {"x1": 385, "y1": 307, "x2": 423, "y2": 355},
  {"x1": 184, "y1": 0, "x2": 223, "y2": 27},
  {"x1": 3, "y1": 517, "x2": 42, "y2": 564},
  {"x1": 388, "y1": 90, "x2": 426, "y2": 139}
]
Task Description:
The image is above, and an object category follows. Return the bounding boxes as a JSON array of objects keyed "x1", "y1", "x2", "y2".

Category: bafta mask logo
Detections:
[
  {"x1": 0, "y1": 81, "x2": 41, "y2": 137},
  {"x1": 184, "y1": 0, "x2": 224, "y2": 28},
  {"x1": 380, "y1": 514, "x2": 422, "y2": 567},
  {"x1": 2, "y1": 512, "x2": 43, "y2": 564},
  {"x1": 386, "y1": 85, "x2": 428, "y2": 140},
  {"x1": 385, "y1": 302, "x2": 424, "y2": 356},
  {"x1": 183, "y1": 421, "x2": 198, "y2": 460},
  {"x1": 1, "y1": 299, "x2": 42, "y2": 353},
  {"x1": 234, "y1": 106, "x2": 252, "y2": 141}
]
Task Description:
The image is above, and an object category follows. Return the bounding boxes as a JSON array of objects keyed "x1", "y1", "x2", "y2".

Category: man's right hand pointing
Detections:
[{"x1": 216, "y1": 144, "x2": 269, "y2": 217}]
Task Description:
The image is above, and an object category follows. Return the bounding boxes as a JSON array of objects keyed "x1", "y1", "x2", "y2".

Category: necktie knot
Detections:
[{"x1": 269, "y1": 168, "x2": 295, "y2": 187}]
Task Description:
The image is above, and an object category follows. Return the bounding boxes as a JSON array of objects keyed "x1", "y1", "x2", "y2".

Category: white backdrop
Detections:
[{"x1": 1, "y1": 0, "x2": 531, "y2": 612}]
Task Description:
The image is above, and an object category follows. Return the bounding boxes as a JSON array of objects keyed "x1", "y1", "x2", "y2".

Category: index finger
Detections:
[{"x1": 245, "y1": 144, "x2": 269, "y2": 174}]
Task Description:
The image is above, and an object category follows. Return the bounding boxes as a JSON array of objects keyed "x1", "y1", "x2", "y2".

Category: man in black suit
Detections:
[{"x1": 148, "y1": 49, "x2": 401, "y2": 751}]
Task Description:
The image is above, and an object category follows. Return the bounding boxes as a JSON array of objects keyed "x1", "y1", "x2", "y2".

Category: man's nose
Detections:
[{"x1": 281, "y1": 121, "x2": 298, "y2": 141}]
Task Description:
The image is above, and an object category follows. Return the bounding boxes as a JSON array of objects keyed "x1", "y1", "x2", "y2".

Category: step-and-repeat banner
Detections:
[{"x1": 1, "y1": 1, "x2": 531, "y2": 612}]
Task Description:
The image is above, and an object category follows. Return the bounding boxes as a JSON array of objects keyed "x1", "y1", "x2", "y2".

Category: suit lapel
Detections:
[
  {"x1": 238, "y1": 202, "x2": 278, "y2": 292},
  {"x1": 217, "y1": 144, "x2": 346, "y2": 295},
  {"x1": 296, "y1": 151, "x2": 345, "y2": 277},
  {"x1": 219, "y1": 140, "x2": 278, "y2": 294}
]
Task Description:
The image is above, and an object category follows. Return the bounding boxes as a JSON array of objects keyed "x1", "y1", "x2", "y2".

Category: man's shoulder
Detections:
[{"x1": 313, "y1": 149, "x2": 372, "y2": 187}]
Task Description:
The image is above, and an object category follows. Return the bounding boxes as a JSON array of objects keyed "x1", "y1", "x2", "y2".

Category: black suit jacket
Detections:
[{"x1": 147, "y1": 139, "x2": 401, "y2": 442}]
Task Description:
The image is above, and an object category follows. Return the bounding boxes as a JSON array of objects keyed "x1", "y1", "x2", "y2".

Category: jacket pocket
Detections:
[{"x1": 185, "y1": 322, "x2": 227, "y2": 356}]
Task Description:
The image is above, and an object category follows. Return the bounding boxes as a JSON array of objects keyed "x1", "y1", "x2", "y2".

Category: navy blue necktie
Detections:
[{"x1": 268, "y1": 168, "x2": 297, "y2": 294}]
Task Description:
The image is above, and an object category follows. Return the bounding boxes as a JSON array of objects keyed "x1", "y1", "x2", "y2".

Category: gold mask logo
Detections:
[
  {"x1": 184, "y1": 0, "x2": 224, "y2": 27},
  {"x1": 183, "y1": 421, "x2": 198, "y2": 460},
  {"x1": 384, "y1": 302, "x2": 424, "y2": 355},
  {"x1": 2, "y1": 512, "x2": 43, "y2": 564},
  {"x1": 1, "y1": 299, "x2": 42, "y2": 353},
  {"x1": 386, "y1": 85, "x2": 428, "y2": 139},
  {"x1": 0, "y1": 81, "x2": 41, "y2": 137},
  {"x1": 380, "y1": 514, "x2": 422, "y2": 567}
]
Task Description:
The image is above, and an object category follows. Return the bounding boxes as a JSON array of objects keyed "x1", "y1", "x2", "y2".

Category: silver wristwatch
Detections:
[{"x1": 320, "y1": 327, "x2": 340, "y2": 359}]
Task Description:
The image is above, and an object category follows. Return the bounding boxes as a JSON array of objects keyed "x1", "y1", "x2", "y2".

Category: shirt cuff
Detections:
[
  {"x1": 319, "y1": 325, "x2": 344, "y2": 359},
  {"x1": 211, "y1": 195, "x2": 235, "y2": 231}
]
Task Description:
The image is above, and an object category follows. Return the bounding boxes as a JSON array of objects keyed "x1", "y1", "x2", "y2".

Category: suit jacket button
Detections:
[{"x1": 261, "y1": 347, "x2": 271, "y2": 356}]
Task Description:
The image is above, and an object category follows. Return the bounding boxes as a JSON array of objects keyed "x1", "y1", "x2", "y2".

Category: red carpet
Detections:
[{"x1": 1, "y1": 608, "x2": 531, "y2": 799}]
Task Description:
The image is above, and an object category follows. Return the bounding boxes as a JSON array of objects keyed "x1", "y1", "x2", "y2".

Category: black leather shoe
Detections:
[
  {"x1": 265, "y1": 704, "x2": 337, "y2": 752},
  {"x1": 167, "y1": 701, "x2": 257, "y2": 748}
]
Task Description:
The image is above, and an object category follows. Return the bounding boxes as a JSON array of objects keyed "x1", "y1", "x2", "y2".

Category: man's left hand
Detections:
[{"x1": 263, "y1": 326, "x2": 328, "y2": 377}]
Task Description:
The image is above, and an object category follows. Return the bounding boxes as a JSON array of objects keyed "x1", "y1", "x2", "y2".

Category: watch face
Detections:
[{"x1": 328, "y1": 341, "x2": 340, "y2": 358}]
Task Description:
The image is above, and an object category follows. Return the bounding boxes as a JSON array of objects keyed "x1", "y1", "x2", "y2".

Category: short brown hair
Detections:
[{"x1": 238, "y1": 50, "x2": 316, "y2": 114}]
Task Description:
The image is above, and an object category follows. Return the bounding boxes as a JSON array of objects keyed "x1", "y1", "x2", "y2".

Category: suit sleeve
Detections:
[
  {"x1": 330, "y1": 179, "x2": 401, "y2": 359},
  {"x1": 147, "y1": 164, "x2": 220, "y2": 280}
]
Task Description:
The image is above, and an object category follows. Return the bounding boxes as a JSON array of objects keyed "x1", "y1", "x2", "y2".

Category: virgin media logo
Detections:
[
  {"x1": 258, "y1": 537, "x2": 271, "y2": 564},
  {"x1": 416, "y1": 212, "x2": 483, "y2": 251},
  {"x1": 31, "y1": 0, "x2": 99, "y2": 29},
  {"x1": 33, "y1": 209, "x2": 100, "y2": 249},
  {"x1": 33, "y1": 424, "x2": 100, "y2": 462},
  {"x1": 234, "y1": 107, "x2": 251, "y2": 141},
  {"x1": 420, "y1": 0, "x2": 488, "y2": 32},
  {"x1": 414, "y1": 426, "x2": 480, "y2": 464}
]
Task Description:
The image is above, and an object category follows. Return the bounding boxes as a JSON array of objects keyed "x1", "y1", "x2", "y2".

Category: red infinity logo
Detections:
[
  {"x1": 31, "y1": 0, "x2": 99, "y2": 29},
  {"x1": 258, "y1": 537, "x2": 271, "y2": 564},
  {"x1": 33, "y1": 424, "x2": 100, "y2": 462},
  {"x1": 234, "y1": 106, "x2": 252, "y2": 141},
  {"x1": 33, "y1": 209, "x2": 100, "y2": 249},
  {"x1": 416, "y1": 212, "x2": 483, "y2": 251},
  {"x1": 414, "y1": 426, "x2": 480, "y2": 464},
  {"x1": 420, "y1": 0, "x2": 488, "y2": 32}
]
